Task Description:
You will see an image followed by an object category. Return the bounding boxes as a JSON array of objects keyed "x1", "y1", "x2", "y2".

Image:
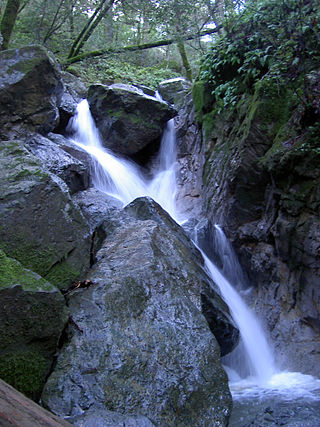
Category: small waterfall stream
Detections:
[
  {"x1": 68, "y1": 99, "x2": 320, "y2": 421},
  {"x1": 69, "y1": 99, "x2": 182, "y2": 222}
]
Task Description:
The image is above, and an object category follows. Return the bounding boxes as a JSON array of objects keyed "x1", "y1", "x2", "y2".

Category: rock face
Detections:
[
  {"x1": 87, "y1": 83, "x2": 176, "y2": 156},
  {"x1": 194, "y1": 76, "x2": 320, "y2": 375},
  {"x1": 0, "y1": 140, "x2": 91, "y2": 289},
  {"x1": 25, "y1": 134, "x2": 90, "y2": 194},
  {"x1": 175, "y1": 92, "x2": 205, "y2": 219},
  {"x1": 0, "y1": 379, "x2": 72, "y2": 426},
  {"x1": 0, "y1": 45, "x2": 63, "y2": 138},
  {"x1": 158, "y1": 77, "x2": 192, "y2": 109},
  {"x1": 0, "y1": 251, "x2": 69, "y2": 400},
  {"x1": 42, "y1": 197, "x2": 234, "y2": 426}
]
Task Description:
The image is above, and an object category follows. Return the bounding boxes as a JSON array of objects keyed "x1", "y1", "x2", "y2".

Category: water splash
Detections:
[
  {"x1": 201, "y1": 250, "x2": 276, "y2": 384},
  {"x1": 68, "y1": 99, "x2": 182, "y2": 222}
]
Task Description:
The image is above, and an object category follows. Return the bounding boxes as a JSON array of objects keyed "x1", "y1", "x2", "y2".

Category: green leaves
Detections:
[{"x1": 197, "y1": 0, "x2": 320, "y2": 113}]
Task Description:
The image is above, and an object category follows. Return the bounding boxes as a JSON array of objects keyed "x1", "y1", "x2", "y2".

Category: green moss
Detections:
[
  {"x1": 202, "y1": 110, "x2": 216, "y2": 142},
  {"x1": 45, "y1": 259, "x2": 80, "y2": 289},
  {"x1": 0, "y1": 350, "x2": 49, "y2": 400},
  {"x1": 0, "y1": 236, "x2": 56, "y2": 278},
  {"x1": 192, "y1": 81, "x2": 205, "y2": 122},
  {"x1": 0, "y1": 250, "x2": 52, "y2": 292},
  {"x1": 192, "y1": 80, "x2": 213, "y2": 123}
]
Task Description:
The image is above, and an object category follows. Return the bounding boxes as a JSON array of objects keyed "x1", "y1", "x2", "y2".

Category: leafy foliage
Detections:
[
  {"x1": 67, "y1": 55, "x2": 180, "y2": 89},
  {"x1": 199, "y1": 0, "x2": 320, "y2": 112}
]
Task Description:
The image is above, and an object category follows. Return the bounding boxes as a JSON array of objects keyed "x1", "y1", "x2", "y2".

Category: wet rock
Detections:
[
  {"x1": 68, "y1": 406, "x2": 154, "y2": 427},
  {"x1": 229, "y1": 395, "x2": 320, "y2": 427},
  {"x1": 0, "y1": 251, "x2": 68, "y2": 400},
  {"x1": 0, "y1": 45, "x2": 63, "y2": 138},
  {"x1": 87, "y1": 83, "x2": 176, "y2": 155},
  {"x1": 72, "y1": 188, "x2": 123, "y2": 233},
  {"x1": 60, "y1": 71, "x2": 87, "y2": 116},
  {"x1": 125, "y1": 197, "x2": 239, "y2": 355},
  {"x1": 175, "y1": 92, "x2": 204, "y2": 219},
  {"x1": 47, "y1": 132, "x2": 93, "y2": 166},
  {"x1": 56, "y1": 72, "x2": 88, "y2": 134},
  {"x1": 0, "y1": 379, "x2": 72, "y2": 426},
  {"x1": 42, "y1": 198, "x2": 233, "y2": 426},
  {"x1": 25, "y1": 133, "x2": 90, "y2": 194},
  {"x1": 0, "y1": 140, "x2": 91, "y2": 289},
  {"x1": 198, "y1": 82, "x2": 320, "y2": 375},
  {"x1": 158, "y1": 77, "x2": 192, "y2": 108}
]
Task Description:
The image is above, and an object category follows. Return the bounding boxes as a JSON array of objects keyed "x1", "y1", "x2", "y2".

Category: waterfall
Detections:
[
  {"x1": 68, "y1": 99, "x2": 182, "y2": 222},
  {"x1": 68, "y1": 99, "x2": 320, "y2": 402},
  {"x1": 200, "y1": 248, "x2": 276, "y2": 384}
]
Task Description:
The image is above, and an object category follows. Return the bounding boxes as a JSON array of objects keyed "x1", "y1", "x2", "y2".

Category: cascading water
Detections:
[
  {"x1": 68, "y1": 99, "x2": 320, "y2": 422},
  {"x1": 201, "y1": 250, "x2": 276, "y2": 383},
  {"x1": 69, "y1": 99, "x2": 182, "y2": 222}
]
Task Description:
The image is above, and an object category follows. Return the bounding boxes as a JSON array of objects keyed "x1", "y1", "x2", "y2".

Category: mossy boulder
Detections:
[
  {"x1": 0, "y1": 140, "x2": 91, "y2": 289},
  {"x1": 42, "y1": 198, "x2": 233, "y2": 426},
  {"x1": 87, "y1": 83, "x2": 176, "y2": 156},
  {"x1": 0, "y1": 45, "x2": 63, "y2": 138},
  {"x1": 0, "y1": 250, "x2": 69, "y2": 400}
]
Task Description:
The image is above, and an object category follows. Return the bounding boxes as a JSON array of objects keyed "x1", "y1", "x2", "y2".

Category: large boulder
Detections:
[
  {"x1": 0, "y1": 45, "x2": 63, "y2": 138},
  {"x1": 42, "y1": 197, "x2": 234, "y2": 426},
  {"x1": 0, "y1": 140, "x2": 91, "y2": 289},
  {"x1": 87, "y1": 83, "x2": 176, "y2": 156},
  {"x1": 0, "y1": 251, "x2": 69, "y2": 400},
  {"x1": 25, "y1": 133, "x2": 90, "y2": 194}
]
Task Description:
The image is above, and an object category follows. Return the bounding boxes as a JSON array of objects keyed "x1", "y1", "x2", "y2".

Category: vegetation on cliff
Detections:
[{"x1": 194, "y1": 0, "x2": 320, "y2": 160}]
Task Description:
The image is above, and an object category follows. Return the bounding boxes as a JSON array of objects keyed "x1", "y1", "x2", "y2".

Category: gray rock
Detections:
[
  {"x1": 25, "y1": 133, "x2": 90, "y2": 194},
  {"x1": 72, "y1": 188, "x2": 123, "y2": 233},
  {"x1": 175, "y1": 92, "x2": 204, "y2": 219},
  {"x1": 47, "y1": 132, "x2": 93, "y2": 166},
  {"x1": 60, "y1": 71, "x2": 87, "y2": 116},
  {"x1": 87, "y1": 83, "x2": 176, "y2": 155},
  {"x1": 42, "y1": 198, "x2": 233, "y2": 426},
  {"x1": 0, "y1": 45, "x2": 63, "y2": 138},
  {"x1": 158, "y1": 77, "x2": 192, "y2": 108},
  {"x1": 0, "y1": 140, "x2": 91, "y2": 289},
  {"x1": 229, "y1": 395, "x2": 320, "y2": 427},
  {"x1": 68, "y1": 407, "x2": 154, "y2": 427},
  {"x1": 124, "y1": 197, "x2": 239, "y2": 356},
  {"x1": 0, "y1": 251, "x2": 69, "y2": 400}
]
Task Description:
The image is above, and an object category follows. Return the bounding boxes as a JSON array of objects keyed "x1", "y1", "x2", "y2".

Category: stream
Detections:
[{"x1": 69, "y1": 99, "x2": 320, "y2": 426}]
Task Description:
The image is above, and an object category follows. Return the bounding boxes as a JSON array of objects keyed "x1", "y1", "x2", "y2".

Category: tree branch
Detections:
[{"x1": 64, "y1": 26, "x2": 220, "y2": 65}]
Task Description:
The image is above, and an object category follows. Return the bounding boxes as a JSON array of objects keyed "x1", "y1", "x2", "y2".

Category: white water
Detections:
[
  {"x1": 202, "y1": 251, "x2": 276, "y2": 384},
  {"x1": 201, "y1": 226, "x2": 320, "y2": 402},
  {"x1": 69, "y1": 99, "x2": 320, "y2": 403},
  {"x1": 69, "y1": 99, "x2": 182, "y2": 222}
]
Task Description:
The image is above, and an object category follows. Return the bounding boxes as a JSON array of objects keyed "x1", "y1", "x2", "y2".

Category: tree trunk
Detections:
[
  {"x1": 65, "y1": 26, "x2": 220, "y2": 65},
  {"x1": 0, "y1": 0, "x2": 21, "y2": 50},
  {"x1": 67, "y1": 0, "x2": 114, "y2": 59},
  {"x1": 177, "y1": 39, "x2": 192, "y2": 81}
]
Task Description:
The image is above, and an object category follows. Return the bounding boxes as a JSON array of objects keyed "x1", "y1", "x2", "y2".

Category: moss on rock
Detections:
[
  {"x1": 0, "y1": 350, "x2": 48, "y2": 400},
  {"x1": 0, "y1": 250, "x2": 52, "y2": 292}
]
